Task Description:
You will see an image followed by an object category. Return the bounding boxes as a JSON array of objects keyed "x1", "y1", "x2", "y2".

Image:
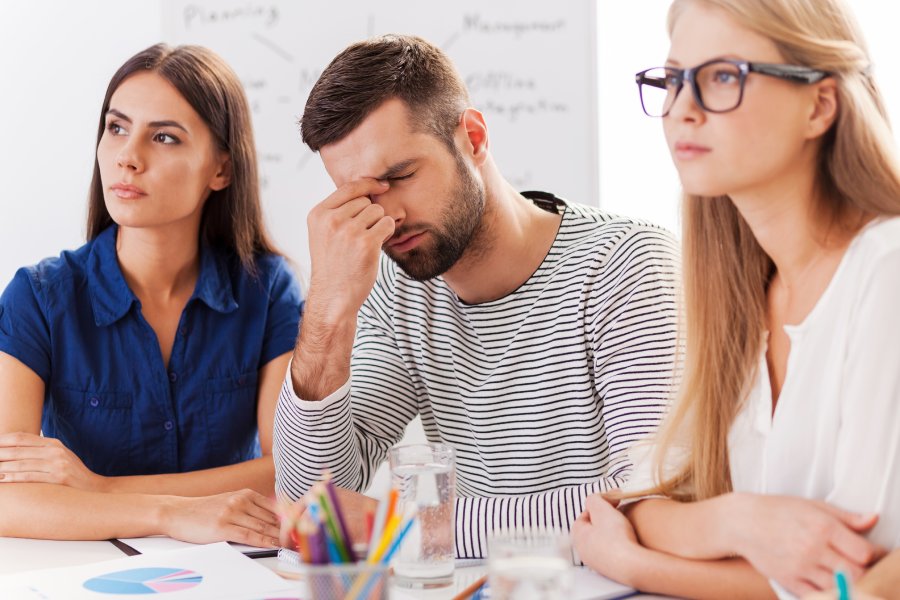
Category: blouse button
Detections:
[
  {"x1": 89, "y1": 397, "x2": 100, "y2": 408},
  {"x1": 164, "y1": 420, "x2": 174, "y2": 431},
  {"x1": 168, "y1": 371, "x2": 178, "y2": 383}
]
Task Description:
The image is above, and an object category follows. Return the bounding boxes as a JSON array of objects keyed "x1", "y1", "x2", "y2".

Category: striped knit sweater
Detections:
[{"x1": 274, "y1": 195, "x2": 680, "y2": 558}]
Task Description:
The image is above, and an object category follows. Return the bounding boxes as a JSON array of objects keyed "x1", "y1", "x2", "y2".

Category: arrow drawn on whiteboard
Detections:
[
  {"x1": 441, "y1": 31, "x2": 461, "y2": 51},
  {"x1": 252, "y1": 33, "x2": 294, "y2": 62},
  {"x1": 298, "y1": 152, "x2": 316, "y2": 172}
]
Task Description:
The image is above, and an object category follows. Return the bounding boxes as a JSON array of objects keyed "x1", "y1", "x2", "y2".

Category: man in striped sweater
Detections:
[{"x1": 274, "y1": 34, "x2": 679, "y2": 558}]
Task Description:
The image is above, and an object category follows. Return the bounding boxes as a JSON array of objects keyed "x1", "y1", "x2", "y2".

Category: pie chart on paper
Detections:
[{"x1": 83, "y1": 568, "x2": 203, "y2": 594}]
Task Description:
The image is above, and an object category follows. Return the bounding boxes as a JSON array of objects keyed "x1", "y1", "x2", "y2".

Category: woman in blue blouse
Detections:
[{"x1": 0, "y1": 44, "x2": 302, "y2": 546}]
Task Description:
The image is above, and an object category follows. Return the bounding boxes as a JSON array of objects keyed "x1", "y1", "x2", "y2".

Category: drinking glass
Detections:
[
  {"x1": 388, "y1": 443, "x2": 456, "y2": 589},
  {"x1": 487, "y1": 529, "x2": 574, "y2": 600}
]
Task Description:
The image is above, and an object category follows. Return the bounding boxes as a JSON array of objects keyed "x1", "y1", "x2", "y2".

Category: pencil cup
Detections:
[{"x1": 301, "y1": 562, "x2": 390, "y2": 600}]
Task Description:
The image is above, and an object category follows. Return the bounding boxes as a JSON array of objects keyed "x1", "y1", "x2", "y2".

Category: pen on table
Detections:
[
  {"x1": 835, "y1": 570, "x2": 851, "y2": 600},
  {"x1": 451, "y1": 574, "x2": 488, "y2": 600}
]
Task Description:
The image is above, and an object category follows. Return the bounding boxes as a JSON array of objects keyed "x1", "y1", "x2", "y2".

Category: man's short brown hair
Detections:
[{"x1": 300, "y1": 34, "x2": 471, "y2": 152}]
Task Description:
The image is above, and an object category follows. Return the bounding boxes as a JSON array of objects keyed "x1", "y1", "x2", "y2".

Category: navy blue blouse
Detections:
[{"x1": 0, "y1": 225, "x2": 302, "y2": 476}]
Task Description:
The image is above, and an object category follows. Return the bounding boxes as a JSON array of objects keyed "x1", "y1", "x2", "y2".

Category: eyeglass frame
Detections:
[{"x1": 634, "y1": 58, "x2": 831, "y2": 118}]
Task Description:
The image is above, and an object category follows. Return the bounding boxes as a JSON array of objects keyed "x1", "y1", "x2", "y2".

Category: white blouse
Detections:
[{"x1": 624, "y1": 216, "x2": 900, "y2": 551}]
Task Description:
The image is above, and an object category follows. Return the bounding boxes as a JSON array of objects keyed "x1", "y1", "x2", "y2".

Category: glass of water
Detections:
[
  {"x1": 487, "y1": 529, "x2": 573, "y2": 600},
  {"x1": 388, "y1": 442, "x2": 456, "y2": 589}
]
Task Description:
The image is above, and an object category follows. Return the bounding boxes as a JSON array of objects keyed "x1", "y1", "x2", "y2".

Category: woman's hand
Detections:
[
  {"x1": 572, "y1": 493, "x2": 644, "y2": 587},
  {"x1": 0, "y1": 432, "x2": 107, "y2": 491},
  {"x1": 161, "y1": 489, "x2": 281, "y2": 548},
  {"x1": 729, "y1": 494, "x2": 885, "y2": 596}
]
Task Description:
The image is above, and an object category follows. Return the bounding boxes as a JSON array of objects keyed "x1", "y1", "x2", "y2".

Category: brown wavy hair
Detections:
[{"x1": 86, "y1": 43, "x2": 278, "y2": 271}]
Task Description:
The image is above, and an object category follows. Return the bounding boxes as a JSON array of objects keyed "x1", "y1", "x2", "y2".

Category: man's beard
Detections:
[{"x1": 384, "y1": 154, "x2": 487, "y2": 281}]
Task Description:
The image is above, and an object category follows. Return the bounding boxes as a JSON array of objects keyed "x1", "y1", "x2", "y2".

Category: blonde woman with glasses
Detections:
[{"x1": 572, "y1": 0, "x2": 900, "y2": 598}]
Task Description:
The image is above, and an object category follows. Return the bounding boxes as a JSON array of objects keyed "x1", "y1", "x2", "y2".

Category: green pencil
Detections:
[{"x1": 316, "y1": 485, "x2": 352, "y2": 562}]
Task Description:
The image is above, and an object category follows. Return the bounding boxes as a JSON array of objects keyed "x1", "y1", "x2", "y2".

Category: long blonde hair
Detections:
[{"x1": 650, "y1": 0, "x2": 900, "y2": 501}]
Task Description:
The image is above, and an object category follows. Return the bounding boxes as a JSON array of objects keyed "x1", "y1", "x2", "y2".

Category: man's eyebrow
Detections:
[
  {"x1": 105, "y1": 109, "x2": 188, "y2": 132},
  {"x1": 376, "y1": 159, "x2": 417, "y2": 180}
]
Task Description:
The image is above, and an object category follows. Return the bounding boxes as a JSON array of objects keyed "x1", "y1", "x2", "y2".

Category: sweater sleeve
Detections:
[
  {"x1": 453, "y1": 225, "x2": 680, "y2": 558},
  {"x1": 273, "y1": 261, "x2": 421, "y2": 499}
]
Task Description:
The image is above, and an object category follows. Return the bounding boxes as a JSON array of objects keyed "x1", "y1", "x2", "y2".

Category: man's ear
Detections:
[
  {"x1": 807, "y1": 78, "x2": 839, "y2": 139},
  {"x1": 210, "y1": 156, "x2": 232, "y2": 191},
  {"x1": 459, "y1": 108, "x2": 489, "y2": 166}
]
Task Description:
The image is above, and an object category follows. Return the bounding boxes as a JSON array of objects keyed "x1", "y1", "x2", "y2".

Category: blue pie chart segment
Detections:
[{"x1": 83, "y1": 568, "x2": 203, "y2": 594}]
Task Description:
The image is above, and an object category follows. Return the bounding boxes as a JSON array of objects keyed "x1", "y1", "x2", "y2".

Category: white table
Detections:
[{"x1": 0, "y1": 537, "x2": 676, "y2": 599}]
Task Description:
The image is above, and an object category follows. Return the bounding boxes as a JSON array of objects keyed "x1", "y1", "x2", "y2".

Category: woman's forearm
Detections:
[
  {"x1": 626, "y1": 495, "x2": 741, "y2": 559},
  {"x1": 624, "y1": 545, "x2": 776, "y2": 600},
  {"x1": 857, "y1": 548, "x2": 900, "y2": 600},
  {"x1": 0, "y1": 481, "x2": 281, "y2": 547},
  {"x1": 0, "y1": 483, "x2": 167, "y2": 540},
  {"x1": 104, "y1": 455, "x2": 275, "y2": 497}
]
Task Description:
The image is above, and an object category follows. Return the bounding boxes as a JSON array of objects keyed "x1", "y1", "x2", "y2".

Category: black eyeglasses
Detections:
[{"x1": 635, "y1": 59, "x2": 830, "y2": 117}]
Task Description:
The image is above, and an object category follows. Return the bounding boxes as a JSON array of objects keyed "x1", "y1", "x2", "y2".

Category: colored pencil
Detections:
[
  {"x1": 835, "y1": 570, "x2": 851, "y2": 600},
  {"x1": 366, "y1": 486, "x2": 393, "y2": 560},
  {"x1": 315, "y1": 485, "x2": 352, "y2": 562},
  {"x1": 322, "y1": 474, "x2": 354, "y2": 558},
  {"x1": 452, "y1": 575, "x2": 488, "y2": 600}
]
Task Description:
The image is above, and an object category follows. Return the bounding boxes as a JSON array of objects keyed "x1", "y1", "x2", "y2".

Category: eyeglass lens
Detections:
[{"x1": 639, "y1": 61, "x2": 744, "y2": 116}]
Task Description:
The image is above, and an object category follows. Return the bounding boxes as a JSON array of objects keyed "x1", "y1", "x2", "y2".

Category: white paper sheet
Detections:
[
  {"x1": 572, "y1": 567, "x2": 636, "y2": 599},
  {"x1": 0, "y1": 542, "x2": 299, "y2": 600},
  {"x1": 390, "y1": 566, "x2": 634, "y2": 600}
]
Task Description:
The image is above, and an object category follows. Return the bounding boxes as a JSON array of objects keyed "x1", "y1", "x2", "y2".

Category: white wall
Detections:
[
  {"x1": 0, "y1": 1, "x2": 161, "y2": 287},
  {"x1": 595, "y1": 0, "x2": 900, "y2": 237},
  {"x1": 2, "y1": 0, "x2": 899, "y2": 285}
]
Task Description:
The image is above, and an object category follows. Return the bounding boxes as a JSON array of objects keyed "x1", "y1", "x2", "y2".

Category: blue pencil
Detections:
[
  {"x1": 381, "y1": 516, "x2": 416, "y2": 563},
  {"x1": 352, "y1": 516, "x2": 417, "y2": 600}
]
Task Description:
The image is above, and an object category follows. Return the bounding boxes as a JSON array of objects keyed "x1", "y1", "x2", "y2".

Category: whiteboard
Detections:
[{"x1": 161, "y1": 1, "x2": 598, "y2": 275}]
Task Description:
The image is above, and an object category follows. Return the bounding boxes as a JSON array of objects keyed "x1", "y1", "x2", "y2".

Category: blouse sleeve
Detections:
[
  {"x1": 0, "y1": 268, "x2": 52, "y2": 382},
  {"x1": 258, "y1": 256, "x2": 303, "y2": 368},
  {"x1": 828, "y1": 246, "x2": 900, "y2": 549}
]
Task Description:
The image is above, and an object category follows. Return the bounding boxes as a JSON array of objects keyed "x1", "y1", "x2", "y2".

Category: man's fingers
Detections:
[
  {"x1": 371, "y1": 216, "x2": 396, "y2": 243},
  {"x1": 321, "y1": 178, "x2": 389, "y2": 210},
  {"x1": 331, "y1": 196, "x2": 379, "y2": 221}
]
